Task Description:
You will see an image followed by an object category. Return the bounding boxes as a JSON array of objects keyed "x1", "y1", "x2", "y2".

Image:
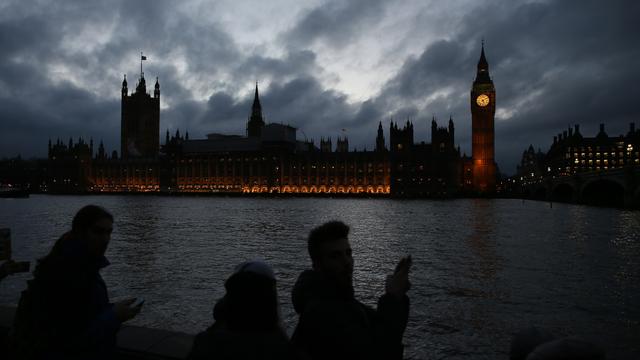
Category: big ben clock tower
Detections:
[{"x1": 471, "y1": 42, "x2": 496, "y2": 193}]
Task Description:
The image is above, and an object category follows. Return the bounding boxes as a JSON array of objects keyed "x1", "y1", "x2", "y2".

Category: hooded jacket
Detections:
[
  {"x1": 10, "y1": 233, "x2": 119, "y2": 360},
  {"x1": 187, "y1": 268, "x2": 300, "y2": 360},
  {"x1": 291, "y1": 270, "x2": 409, "y2": 360}
]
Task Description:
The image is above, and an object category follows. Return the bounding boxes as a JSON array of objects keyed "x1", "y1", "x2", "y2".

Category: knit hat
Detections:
[
  {"x1": 232, "y1": 259, "x2": 275, "y2": 281},
  {"x1": 510, "y1": 327, "x2": 555, "y2": 360},
  {"x1": 526, "y1": 337, "x2": 605, "y2": 360}
]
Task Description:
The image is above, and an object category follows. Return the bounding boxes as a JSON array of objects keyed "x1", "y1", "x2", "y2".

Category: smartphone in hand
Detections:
[{"x1": 130, "y1": 298, "x2": 145, "y2": 308}]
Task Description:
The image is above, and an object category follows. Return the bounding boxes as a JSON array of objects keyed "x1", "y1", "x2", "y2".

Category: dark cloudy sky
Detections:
[{"x1": 1, "y1": 0, "x2": 638, "y2": 174}]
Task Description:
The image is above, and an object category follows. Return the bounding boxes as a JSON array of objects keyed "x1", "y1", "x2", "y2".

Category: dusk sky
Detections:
[{"x1": 0, "y1": 0, "x2": 638, "y2": 174}]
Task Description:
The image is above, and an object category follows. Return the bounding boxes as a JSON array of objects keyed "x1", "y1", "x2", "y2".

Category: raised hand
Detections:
[{"x1": 385, "y1": 255, "x2": 412, "y2": 298}]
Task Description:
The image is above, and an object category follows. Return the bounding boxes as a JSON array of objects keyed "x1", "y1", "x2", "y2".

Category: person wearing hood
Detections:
[
  {"x1": 9, "y1": 205, "x2": 141, "y2": 360},
  {"x1": 188, "y1": 260, "x2": 300, "y2": 360},
  {"x1": 291, "y1": 221, "x2": 411, "y2": 360}
]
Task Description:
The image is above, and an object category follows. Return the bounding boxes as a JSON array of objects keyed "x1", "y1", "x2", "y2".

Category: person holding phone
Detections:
[
  {"x1": 9, "y1": 205, "x2": 141, "y2": 360},
  {"x1": 291, "y1": 221, "x2": 411, "y2": 360}
]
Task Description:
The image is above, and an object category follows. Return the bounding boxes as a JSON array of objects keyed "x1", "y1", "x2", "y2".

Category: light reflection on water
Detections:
[{"x1": 1, "y1": 195, "x2": 639, "y2": 359}]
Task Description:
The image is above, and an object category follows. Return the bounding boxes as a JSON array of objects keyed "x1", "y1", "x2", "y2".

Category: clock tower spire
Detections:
[{"x1": 470, "y1": 41, "x2": 496, "y2": 193}]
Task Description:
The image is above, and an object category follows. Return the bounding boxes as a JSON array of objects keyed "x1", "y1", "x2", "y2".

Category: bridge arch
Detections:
[
  {"x1": 551, "y1": 183, "x2": 574, "y2": 203},
  {"x1": 580, "y1": 179, "x2": 625, "y2": 207}
]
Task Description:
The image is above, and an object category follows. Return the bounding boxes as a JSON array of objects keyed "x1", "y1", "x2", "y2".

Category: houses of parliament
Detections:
[{"x1": 45, "y1": 45, "x2": 498, "y2": 196}]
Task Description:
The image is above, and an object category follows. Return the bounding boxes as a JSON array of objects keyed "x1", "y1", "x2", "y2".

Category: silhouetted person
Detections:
[
  {"x1": 510, "y1": 327, "x2": 556, "y2": 360},
  {"x1": 510, "y1": 327, "x2": 605, "y2": 360},
  {"x1": 188, "y1": 260, "x2": 300, "y2": 360},
  {"x1": 525, "y1": 337, "x2": 605, "y2": 360},
  {"x1": 9, "y1": 205, "x2": 141, "y2": 360},
  {"x1": 291, "y1": 221, "x2": 411, "y2": 360}
]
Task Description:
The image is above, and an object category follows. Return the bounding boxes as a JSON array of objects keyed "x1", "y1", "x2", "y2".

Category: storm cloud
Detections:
[{"x1": 0, "y1": 0, "x2": 637, "y2": 174}]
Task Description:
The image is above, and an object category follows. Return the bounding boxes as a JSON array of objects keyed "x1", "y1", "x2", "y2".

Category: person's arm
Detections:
[
  {"x1": 374, "y1": 256, "x2": 412, "y2": 360},
  {"x1": 0, "y1": 260, "x2": 16, "y2": 281},
  {"x1": 85, "y1": 299, "x2": 140, "y2": 350},
  {"x1": 44, "y1": 268, "x2": 139, "y2": 352}
]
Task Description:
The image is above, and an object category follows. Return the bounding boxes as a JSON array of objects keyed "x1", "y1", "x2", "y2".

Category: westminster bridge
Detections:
[{"x1": 515, "y1": 166, "x2": 640, "y2": 208}]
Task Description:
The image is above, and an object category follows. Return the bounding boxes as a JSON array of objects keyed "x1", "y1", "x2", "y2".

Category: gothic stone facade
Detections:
[{"x1": 47, "y1": 46, "x2": 496, "y2": 196}]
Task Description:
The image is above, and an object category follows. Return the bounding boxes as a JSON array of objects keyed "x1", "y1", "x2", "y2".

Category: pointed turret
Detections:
[
  {"x1": 98, "y1": 140, "x2": 105, "y2": 159},
  {"x1": 136, "y1": 72, "x2": 146, "y2": 94},
  {"x1": 247, "y1": 83, "x2": 265, "y2": 137},
  {"x1": 154, "y1": 77, "x2": 160, "y2": 98},
  {"x1": 448, "y1": 115, "x2": 455, "y2": 140},
  {"x1": 474, "y1": 41, "x2": 492, "y2": 84},
  {"x1": 122, "y1": 74, "x2": 128, "y2": 97},
  {"x1": 252, "y1": 83, "x2": 261, "y2": 111},
  {"x1": 376, "y1": 121, "x2": 386, "y2": 152}
]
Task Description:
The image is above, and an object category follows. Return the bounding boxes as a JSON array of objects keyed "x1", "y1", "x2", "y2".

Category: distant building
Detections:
[
  {"x1": 517, "y1": 145, "x2": 546, "y2": 178},
  {"x1": 46, "y1": 44, "x2": 497, "y2": 196},
  {"x1": 470, "y1": 42, "x2": 497, "y2": 193},
  {"x1": 517, "y1": 123, "x2": 640, "y2": 180},
  {"x1": 121, "y1": 72, "x2": 160, "y2": 159}
]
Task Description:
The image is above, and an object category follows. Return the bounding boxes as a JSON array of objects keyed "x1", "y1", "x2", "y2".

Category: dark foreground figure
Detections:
[
  {"x1": 291, "y1": 221, "x2": 411, "y2": 360},
  {"x1": 188, "y1": 260, "x2": 300, "y2": 360},
  {"x1": 510, "y1": 327, "x2": 606, "y2": 360},
  {"x1": 8, "y1": 205, "x2": 141, "y2": 360}
]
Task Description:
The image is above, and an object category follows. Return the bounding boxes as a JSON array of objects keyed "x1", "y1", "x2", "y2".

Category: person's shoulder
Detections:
[
  {"x1": 189, "y1": 324, "x2": 224, "y2": 358},
  {"x1": 292, "y1": 269, "x2": 321, "y2": 313}
]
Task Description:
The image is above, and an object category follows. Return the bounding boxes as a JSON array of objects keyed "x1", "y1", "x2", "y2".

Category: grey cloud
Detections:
[
  {"x1": 359, "y1": 0, "x2": 640, "y2": 173},
  {"x1": 1, "y1": 0, "x2": 638, "y2": 176},
  {"x1": 0, "y1": 83, "x2": 119, "y2": 158},
  {"x1": 283, "y1": 0, "x2": 388, "y2": 49},
  {"x1": 180, "y1": 74, "x2": 383, "y2": 150},
  {"x1": 233, "y1": 50, "x2": 318, "y2": 83}
]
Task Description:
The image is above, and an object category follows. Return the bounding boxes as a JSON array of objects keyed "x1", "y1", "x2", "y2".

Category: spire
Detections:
[
  {"x1": 252, "y1": 82, "x2": 262, "y2": 113},
  {"x1": 154, "y1": 77, "x2": 160, "y2": 98},
  {"x1": 122, "y1": 74, "x2": 128, "y2": 97},
  {"x1": 478, "y1": 39, "x2": 488, "y2": 68},
  {"x1": 247, "y1": 82, "x2": 265, "y2": 137},
  {"x1": 98, "y1": 139, "x2": 105, "y2": 159},
  {"x1": 475, "y1": 40, "x2": 491, "y2": 84},
  {"x1": 376, "y1": 121, "x2": 386, "y2": 152},
  {"x1": 136, "y1": 72, "x2": 146, "y2": 94}
]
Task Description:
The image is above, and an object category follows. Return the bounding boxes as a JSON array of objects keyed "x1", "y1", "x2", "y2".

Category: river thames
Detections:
[{"x1": 1, "y1": 195, "x2": 638, "y2": 359}]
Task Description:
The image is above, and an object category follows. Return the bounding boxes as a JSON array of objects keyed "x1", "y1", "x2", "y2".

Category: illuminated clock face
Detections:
[{"x1": 476, "y1": 94, "x2": 490, "y2": 107}]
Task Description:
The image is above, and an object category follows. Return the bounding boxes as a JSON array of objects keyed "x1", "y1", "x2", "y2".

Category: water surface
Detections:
[{"x1": 1, "y1": 196, "x2": 638, "y2": 359}]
